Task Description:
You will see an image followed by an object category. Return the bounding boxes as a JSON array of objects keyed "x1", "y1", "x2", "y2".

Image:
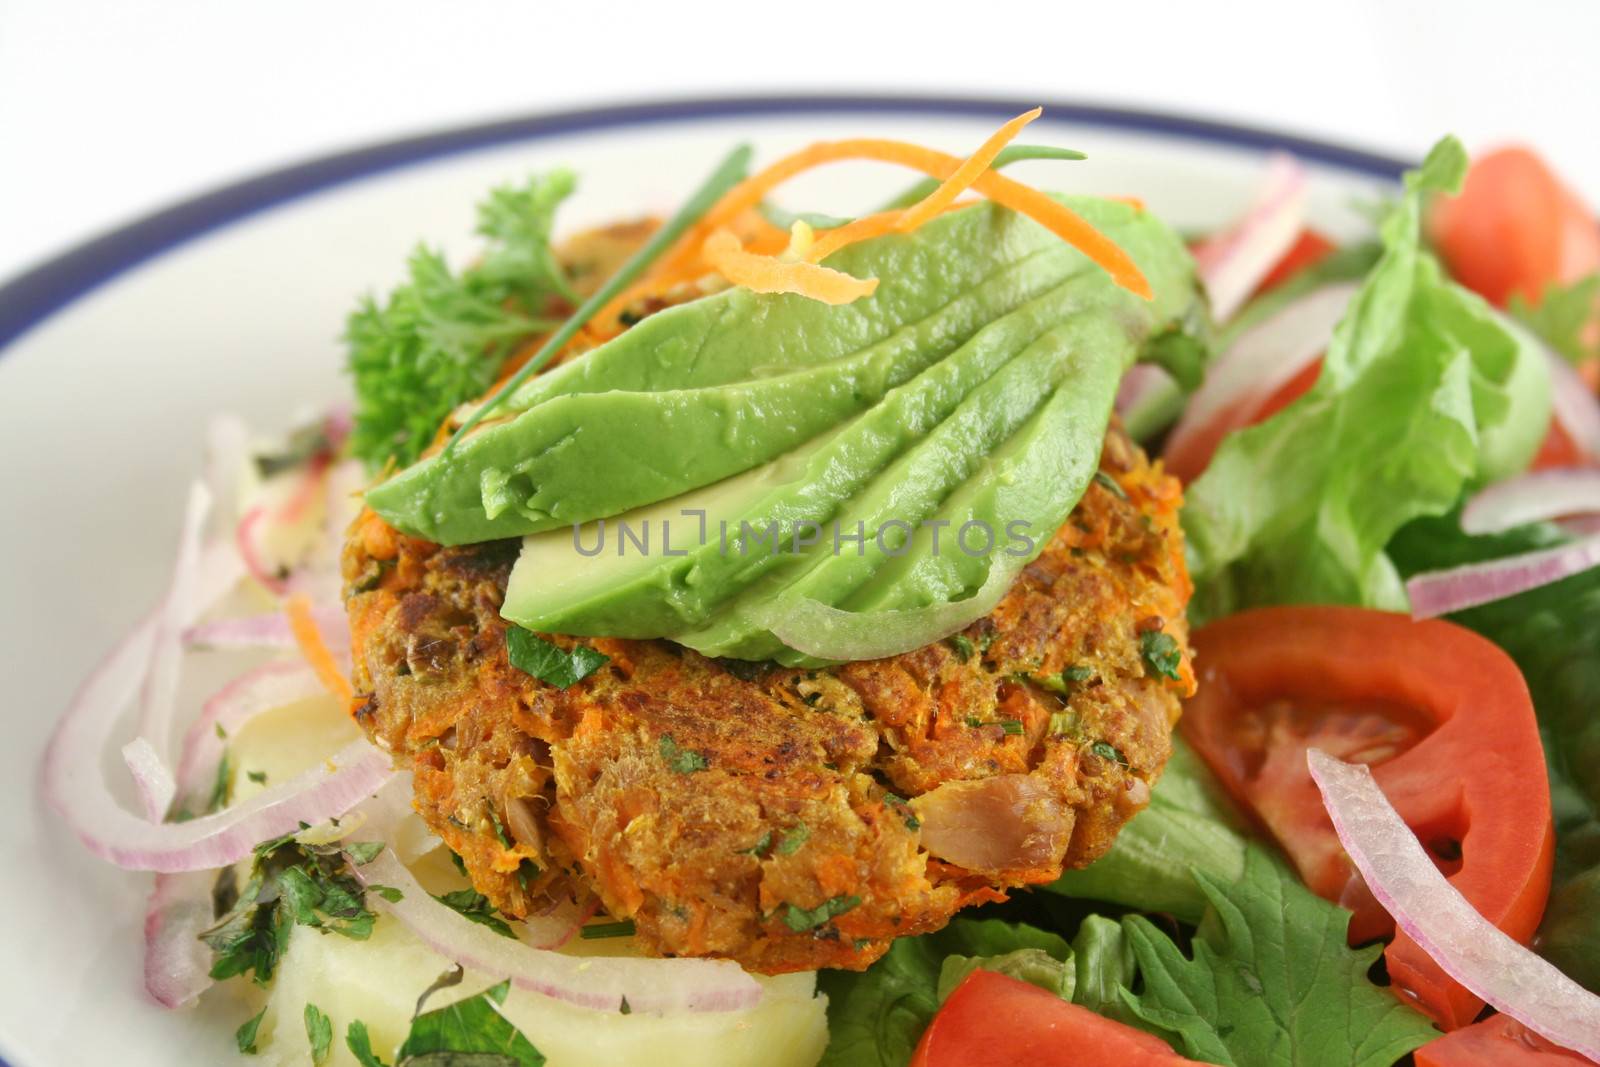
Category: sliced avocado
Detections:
[
  {"x1": 501, "y1": 268, "x2": 1093, "y2": 636},
  {"x1": 365, "y1": 241, "x2": 1070, "y2": 542},
  {"x1": 497, "y1": 201, "x2": 1058, "y2": 411},
  {"x1": 508, "y1": 431, "x2": 841, "y2": 621},
  {"x1": 694, "y1": 308, "x2": 1132, "y2": 662},
  {"x1": 678, "y1": 309, "x2": 1126, "y2": 662},
  {"x1": 498, "y1": 196, "x2": 1206, "y2": 658}
]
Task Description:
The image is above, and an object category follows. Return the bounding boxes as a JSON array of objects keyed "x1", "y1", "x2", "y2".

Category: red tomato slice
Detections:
[
  {"x1": 1415, "y1": 1014, "x2": 1594, "y2": 1065},
  {"x1": 910, "y1": 970, "x2": 1201, "y2": 1067},
  {"x1": 1533, "y1": 418, "x2": 1593, "y2": 470},
  {"x1": 1163, "y1": 355, "x2": 1325, "y2": 484},
  {"x1": 1163, "y1": 228, "x2": 1336, "y2": 483},
  {"x1": 1181, "y1": 606, "x2": 1554, "y2": 1030},
  {"x1": 1431, "y1": 146, "x2": 1600, "y2": 308},
  {"x1": 1256, "y1": 229, "x2": 1337, "y2": 293}
]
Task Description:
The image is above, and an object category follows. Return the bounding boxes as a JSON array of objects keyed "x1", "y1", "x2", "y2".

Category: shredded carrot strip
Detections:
[
  {"x1": 804, "y1": 200, "x2": 972, "y2": 264},
  {"x1": 287, "y1": 593, "x2": 354, "y2": 706},
  {"x1": 592, "y1": 109, "x2": 1148, "y2": 331},
  {"x1": 701, "y1": 229, "x2": 878, "y2": 304},
  {"x1": 894, "y1": 107, "x2": 1040, "y2": 232},
  {"x1": 682, "y1": 134, "x2": 1149, "y2": 297}
]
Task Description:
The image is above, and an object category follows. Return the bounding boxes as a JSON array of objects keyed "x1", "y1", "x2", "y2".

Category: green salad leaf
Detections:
[
  {"x1": 1183, "y1": 136, "x2": 1552, "y2": 620},
  {"x1": 1121, "y1": 846, "x2": 1438, "y2": 1067},
  {"x1": 346, "y1": 172, "x2": 576, "y2": 470},
  {"x1": 816, "y1": 918, "x2": 1072, "y2": 1067},
  {"x1": 1391, "y1": 514, "x2": 1600, "y2": 990},
  {"x1": 1510, "y1": 274, "x2": 1600, "y2": 365},
  {"x1": 1069, "y1": 915, "x2": 1138, "y2": 1025},
  {"x1": 935, "y1": 947, "x2": 1073, "y2": 1004}
]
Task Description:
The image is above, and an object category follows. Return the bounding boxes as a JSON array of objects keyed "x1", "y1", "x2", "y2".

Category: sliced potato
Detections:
[{"x1": 256, "y1": 919, "x2": 828, "y2": 1067}]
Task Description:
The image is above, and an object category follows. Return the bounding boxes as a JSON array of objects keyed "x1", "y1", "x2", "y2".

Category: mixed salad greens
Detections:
[{"x1": 40, "y1": 109, "x2": 1600, "y2": 1067}]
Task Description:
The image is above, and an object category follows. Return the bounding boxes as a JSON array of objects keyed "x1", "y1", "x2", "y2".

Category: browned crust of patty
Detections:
[{"x1": 342, "y1": 425, "x2": 1194, "y2": 974}]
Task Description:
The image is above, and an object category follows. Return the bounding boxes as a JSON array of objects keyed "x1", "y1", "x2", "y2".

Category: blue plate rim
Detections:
[{"x1": 0, "y1": 92, "x2": 1411, "y2": 359}]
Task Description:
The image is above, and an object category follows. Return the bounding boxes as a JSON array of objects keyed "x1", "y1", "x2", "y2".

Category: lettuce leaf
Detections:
[
  {"x1": 1120, "y1": 846, "x2": 1438, "y2": 1067},
  {"x1": 1182, "y1": 137, "x2": 1551, "y2": 620},
  {"x1": 816, "y1": 918, "x2": 1071, "y2": 1067},
  {"x1": 1391, "y1": 515, "x2": 1600, "y2": 990}
]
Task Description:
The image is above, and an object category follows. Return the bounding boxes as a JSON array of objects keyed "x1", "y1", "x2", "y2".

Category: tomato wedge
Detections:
[
  {"x1": 1431, "y1": 146, "x2": 1600, "y2": 308},
  {"x1": 1415, "y1": 1014, "x2": 1594, "y2": 1066},
  {"x1": 1180, "y1": 606, "x2": 1554, "y2": 1030},
  {"x1": 1256, "y1": 228, "x2": 1337, "y2": 293},
  {"x1": 910, "y1": 969, "x2": 1201, "y2": 1067}
]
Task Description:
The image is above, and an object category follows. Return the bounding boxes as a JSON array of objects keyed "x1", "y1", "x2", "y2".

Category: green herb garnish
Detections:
[
  {"x1": 946, "y1": 634, "x2": 976, "y2": 662},
  {"x1": 447, "y1": 145, "x2": 753, "y2": 450},
  {"x1": 347, "y1": 172, "x2": 577, "y2": 469},
  {"x1": 1090, "y1": 740, "x2": 1127, "y2": 765},
  {"x1": 740, "y1": 830, "x2": 774, "y2": 856},
  {"x1": 999, "y1": 718, "x2": 1025, "y2": 736},
  {"x1": 235, "y1": 1007, "x2": 266, "y2": 1055},
  {"x1": 580, "y1": 919, "x2": 638, "y2": 940},
  {"x1": 1140, "y1": 630, "x2": 1183, "y2": 681},
  {"x1": 505, "y1": 627, "x2": 608, "y2": 688},
  {"x1": 435, "y1": 889, "x2": 517, "y2": 939},
  {"x1": 255, "y1": 420, "x2": 337, "y2": 480},
  {"x1": 1093, "y1": 469, "x2": 1128, "y2": 499},
  {"x1": 348, "y1": 974, "x2": 546, "y2": 1066},
  {"x1": 659, "y1": 734, "x2": 709, "y2": 774},
  {"x1": 304, "y1": 1003, "x2": 333, "y2": 1066},
  {"x1": 776, "y1": 823, "x2": 811, "y2": 855},
  {"x1": 782, "y1": 894, "x2": 861, "y2": 933},
  {"x1": 203, "y1": 833, "x2": 383, "y2": 985}
]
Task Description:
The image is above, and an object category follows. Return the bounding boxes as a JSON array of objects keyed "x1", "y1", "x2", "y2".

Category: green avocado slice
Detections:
[
  {"x1": 365, "y1": 240, "x2": 1070, "y2": 541},
  {"x1": 489, "y1": 196, "x2": 1206, "y2": 660},
  {"x1": 681, "y1": 308, "x2": 1132, "y2": 662},
  {"x1": 676, "y1": 308, "x2": 1125, "y2": 662},
  {"x1": 501, "y1": 267, "x2": 1096, "y2": 636},
  {"x1": 497, "y1": 200, "x2": 1060, "y2": 409}
]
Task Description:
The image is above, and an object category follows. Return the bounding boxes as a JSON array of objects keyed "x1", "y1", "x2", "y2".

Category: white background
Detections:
[{"x1": 3, "y1": 0, "x2": 1599, "y2": 285}]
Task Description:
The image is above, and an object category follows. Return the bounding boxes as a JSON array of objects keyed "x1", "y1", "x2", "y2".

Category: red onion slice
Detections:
[
  {"x1": 1308, "y1": 750, "x2": 1600, "y2": 1060},
  {"x1": 43, "y1": 609, "x2": 393, "y2": 872},
  {"x1": 203, "y1": 413, "x2": 251, "y2": 522},
  {"x1": 352, "y1": 848, "x2": 762, "y2": 1014},
  {"x1": 136, "y1": 485, "x2": 243, "y2": 766},
  {"x1": 121, "y1": 737, "x2": 178, "y2": 823},
  {"x1": 1193, "y1": 153, "x2": 1309, "y2": 322},
  {"x1": 183, "y1": 606, "x2": 350, "y2": 653},
  {"x1": 144, "y1": 868, "x2": 219, "y2": 1009},
  {"x1": 1405, "y1": 534, "x2": 1600, "y2": 618},
  {"x1": 1461, "y1": 469, "x2": 1600, "y2": 535},
  {"x1": 175, "y1": 661, "x2": 327, "y2": 790},
  {"x1": 1165, "y1": 282, "x2": 1356, "y2": 468},
  {"x1": 1546, "y1": 349, "x2": 1600, "y2": 463},
  {"x1": 143, "y1": 662, "x2": 327, "y2": 1008}
]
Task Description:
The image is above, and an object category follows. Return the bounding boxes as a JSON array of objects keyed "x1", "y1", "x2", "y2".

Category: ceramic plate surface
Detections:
[{"x1": 0, "y1": 95, "x2": 1406, "y2": 1067}]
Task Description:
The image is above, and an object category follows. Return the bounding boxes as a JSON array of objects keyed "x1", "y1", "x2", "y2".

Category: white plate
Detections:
[{"x1": 0, "y1": 95, "x2": 1406, "y2": 1067}]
